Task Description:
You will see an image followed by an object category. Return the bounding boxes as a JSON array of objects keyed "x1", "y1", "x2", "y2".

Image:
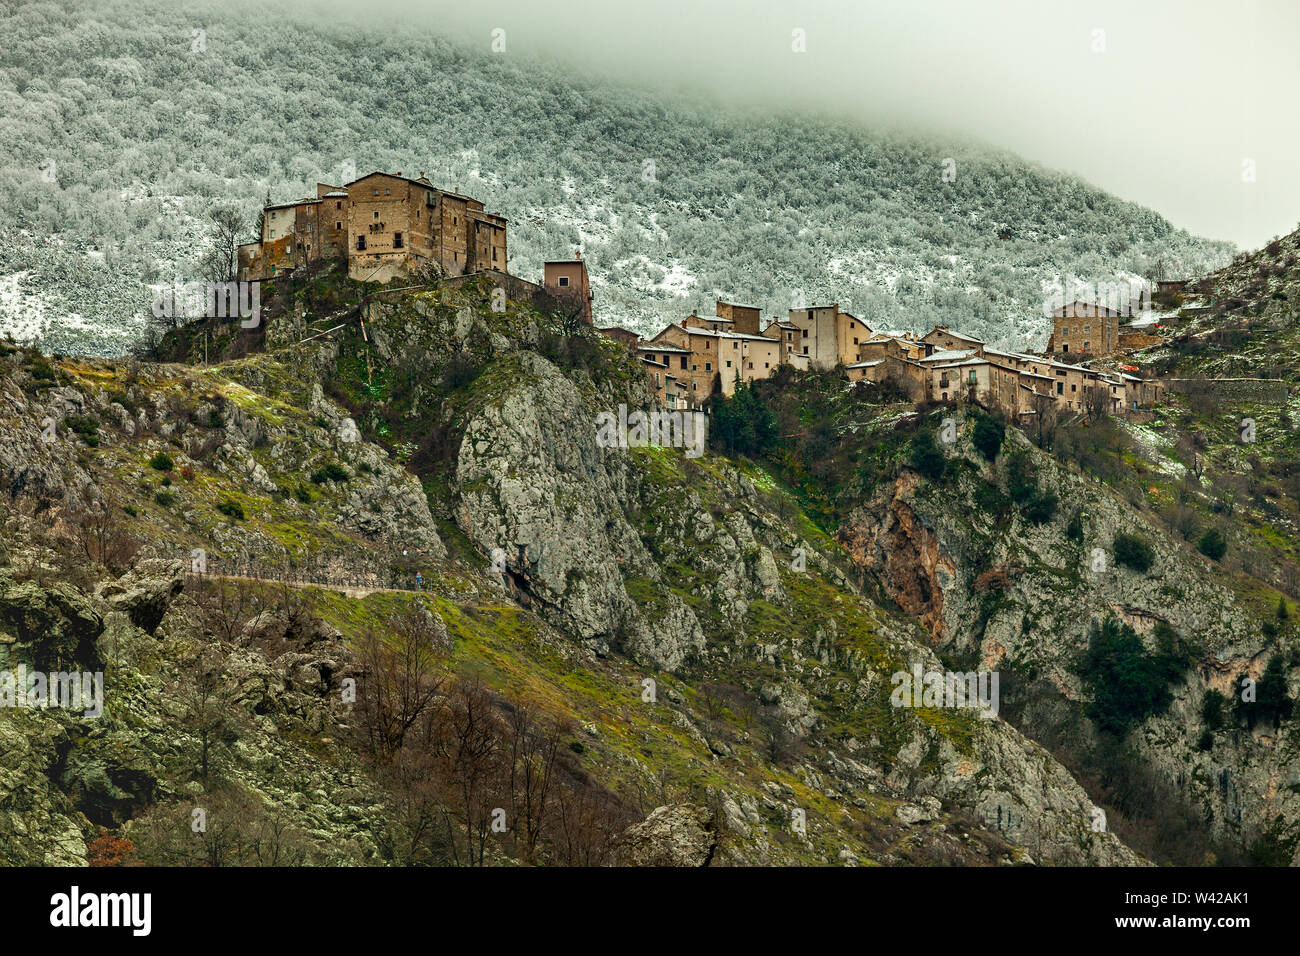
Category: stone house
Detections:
[
  {"x1": 715, "y1": 300, "x2": 763, "y2": 335},
  {"x1": 544, "y1": 254, "x2": 593, "y2": 325},
  {"x1": 636, "y1": 343, "x2": 695, "y2": 407},
  {"x1": 787, "y1": 304, "x2": 872, "y2": 369},
  {"x1": 921, "y1": 326, "x2": 985, "y2": 355},
  {"x1": 684, "y1": 310, "x2": 735, "y2": 334},
  {"x1": 652, "y1": 322, "x2": 781, "y2": 400},
  {"x1": 1046, "y1": 301, "x2": 1123, "y2": 357},
  {"x1": 600, "y1": 326, "x2": 640, "y2": 348},
  {"x1": 238, "y1": 171, "x2": 508, "y2": 284},
  {"x1": 761, "y1": 319, "x2": 801, "y2": 366}
]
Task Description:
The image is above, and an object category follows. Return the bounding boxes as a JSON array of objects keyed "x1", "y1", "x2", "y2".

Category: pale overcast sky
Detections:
[{"x1": 290, "y1": 0, "x2": 1299, "y2": 250}]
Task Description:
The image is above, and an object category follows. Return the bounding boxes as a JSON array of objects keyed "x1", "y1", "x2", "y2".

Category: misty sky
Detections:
[{"x1": 288, "y1": 0, "x2": 1298, "y2": 250}]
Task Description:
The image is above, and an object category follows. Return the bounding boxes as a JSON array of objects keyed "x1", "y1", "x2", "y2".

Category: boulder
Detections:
[{"x1": 619, "y1": 804, "x2": 716, "y2": 867}]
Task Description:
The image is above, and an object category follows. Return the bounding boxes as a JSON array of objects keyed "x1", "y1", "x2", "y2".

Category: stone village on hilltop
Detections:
[{"x1": 238, "y1": 171, "x2": 1171, "y2": 423}]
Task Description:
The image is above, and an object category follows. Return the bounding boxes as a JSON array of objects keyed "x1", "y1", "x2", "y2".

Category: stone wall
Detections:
[{"x1": 1164, "y1": 377, "x2": 1289, "y2": 404}]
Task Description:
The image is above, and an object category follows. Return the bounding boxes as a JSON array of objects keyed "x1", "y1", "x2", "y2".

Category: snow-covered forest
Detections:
[{"x1": 0, "y1": 0, "x2": 1233, "y2": 355}]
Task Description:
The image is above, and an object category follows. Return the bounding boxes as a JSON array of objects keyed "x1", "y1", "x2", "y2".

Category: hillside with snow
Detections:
[{"x1": 0, "y1": 0, "x2": 1232, "y2": 355}]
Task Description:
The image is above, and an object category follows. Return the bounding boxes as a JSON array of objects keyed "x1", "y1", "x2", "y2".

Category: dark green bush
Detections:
[
  {"x1": 710, "y1": 381, "x2": 778, "y2": 458},
  {"x1": 216, "y1": 498, "x2": 246, "y2": 520},
  {"x1": 1113, "y1": 532, "x2": 1154, "y2": 572},
  {"x1": 1201, "y1": 689, "x2": 1226, "y2": 731},
  {"x1": 1005, "y1": 451, "x2": 1037, "y2": 504},
  {"x1": 1237, "y1": 656, "x2": 1293, "y2": 729},
  {"x1": 1077, "y1": 617, "x2": 1186, "y2": 736},
  {"x1": 26, "y1": 358, "x2": 56, "y2": 382},
  {"x1": 971, "y1": 413, "x2": 1004, "y2": 462},
  {"x1": 65, "y1": 414, "x2": 100, "y2": 447},
  {"x1": 1197, "y1": 527, "x2": 1227, "y2": 561},
  {"x1": 148, "y1": 451, "x2": 174, "y2": 472},
  {"x1": 310, "y1": 462, "x2": 350, "y2": 484},
  {"x1": 909, "y1": 428, "x2": 945, "y2": 481},
  {"x1": 1022, "y1": 490, "x2": 1059, "y2": 524}
]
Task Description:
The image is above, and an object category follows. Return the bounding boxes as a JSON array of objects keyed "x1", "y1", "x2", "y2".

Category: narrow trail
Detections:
[{"x1": 187, "y1": 572, "x2": 428, "y2": 601}]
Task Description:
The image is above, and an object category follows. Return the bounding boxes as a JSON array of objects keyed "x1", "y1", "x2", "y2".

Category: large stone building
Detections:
[
  {"x1": 787, "y1": 304, "x2": 872, "y2": 369},
  {"x1": 1046, "y1": 301, "x2": 1123, "y2": 357},
  {"x1": 239, "y1": 171, "x2": 508, "y2": 283}
]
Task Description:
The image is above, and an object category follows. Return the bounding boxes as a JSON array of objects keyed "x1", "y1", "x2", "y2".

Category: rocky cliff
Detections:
[{"x1": 0, "y1": 264, "x2": 1146, "y2": 865}]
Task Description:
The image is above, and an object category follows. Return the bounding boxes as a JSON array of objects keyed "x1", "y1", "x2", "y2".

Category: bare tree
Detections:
[
  {"x1": 1084, "y1": 383, "x2": 1110, "y2": 424},
  {"x1": 443, "y1": 678, "x2": 506, "y2": 866},
  {"x1": 71, "y1": 505, "x2": 140, "y2": 572},
  {"x1": 352, "y1": 609, "x2": 450, "y2": 760},
  {"x1": 189, "y1": 574, "x2": 257, "y2": 644},
  {"x1": 1031, "y1": 390, "x2": 1059, "y2": 449},
  {"x1": 505, "y1": 705, "x2": 566, "y2": 864},
  {"x1": 200, "y1": 206, "x2": 247, "y2": 285},
  {"x1": 171, "y1": 646, "x2": 243, "y2": 783}
]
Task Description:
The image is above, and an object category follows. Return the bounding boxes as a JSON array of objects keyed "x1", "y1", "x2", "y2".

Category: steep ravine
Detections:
[{"x1": 839, "y1": 422, "x2": 1300, "y2": 861}]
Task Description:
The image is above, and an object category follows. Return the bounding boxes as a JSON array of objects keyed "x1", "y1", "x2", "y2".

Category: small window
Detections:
[
  {"x1": 374, "y1": 189, "x2": 379, "y2": 196},
  {"x1": 558, "y1": 276, "x2": 569, "y2": 287},
  {"x1": 335, "y1": 221, "x2": 341, "y2": 230},
  {"x1": 726, "y1": 360, "x2": 732, "y2": 368},
  {"x1": 680, "y1": 357, "x2": 687, "y2": 369},
  {"x1": 356, "y1": 236, "x2": 366, "y2": 251},
  {"x1": 336, "y1": 201, "x2": 342, "y2": 209},
  {"x1": 802, "y1": 346, "x2": 808, "y2": 355},
  {"x1": 394, "y1": 232, "x2": 403, "y2": 249},
  {"x1": 705, "y1": 362, "x2": 711, "y2": 371},
  {"x1": 492, "y1": 248, "x2": 498, "y2": 261},
  {"x1": 374, "y1": 211, "x2": 379, "y2": 219},
  {"x1": 385, "y1": 188, "x2": 390, "y2": 195}
]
